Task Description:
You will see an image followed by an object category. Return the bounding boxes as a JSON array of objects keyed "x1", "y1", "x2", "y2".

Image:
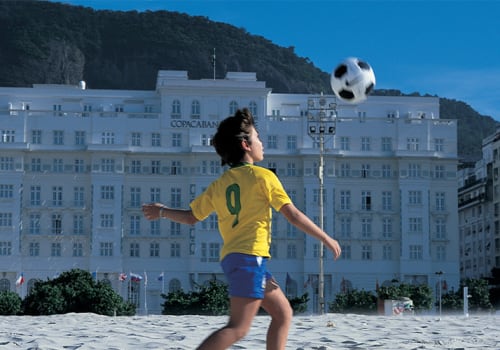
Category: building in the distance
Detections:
[{"x1": 0, "y1": 70, "x2": 459, "y2": 313}]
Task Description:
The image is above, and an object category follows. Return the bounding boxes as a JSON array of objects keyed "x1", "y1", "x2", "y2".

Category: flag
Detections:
[
  {"x1": 157, "y1": 272, "x2": 164, "y2": 281},
  {"x1": 16, "y1": 273, "x2": 25, "y2": 287},
  {"x1": 286, "y1": 273, "x2": 292, "y2": 287},
  {"x1": 118, "y1": 273, "x2": 127, "y2": 282},
  {"x1": 304, "y1": 275, "x2": 311, "y2": 288},
  {"x1": 144, "y1": 271, "x2": 148, "y2": 287},
  {"x1": 130, "y1": 272, "x2": 143, "y2": 283}
]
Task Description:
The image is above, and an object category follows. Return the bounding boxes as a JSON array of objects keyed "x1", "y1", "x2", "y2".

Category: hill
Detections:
[{"x1": 0, "y1": 0, "x2": 496, "y2": 161}]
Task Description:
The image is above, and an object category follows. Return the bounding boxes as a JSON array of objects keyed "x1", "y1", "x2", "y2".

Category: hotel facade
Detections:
[{"x1": 0, "y1": 70, "x2": 459, "y2": 313}]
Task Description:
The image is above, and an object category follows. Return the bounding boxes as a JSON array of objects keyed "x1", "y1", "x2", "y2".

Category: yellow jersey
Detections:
[{"x1": 190, "y1": 163, "x2": 292, "y2": 260}]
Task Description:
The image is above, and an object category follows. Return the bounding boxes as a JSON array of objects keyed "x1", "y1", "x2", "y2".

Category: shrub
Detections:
[
  {"x1": 22, "y1": 268, "x2": 133, "y2": 316},
  {"x1": 329, "y1": 289, "x2": 377, "y2": 314},
  {"x1": 377, "y1": 282, "x2": 432, "y2": 311},
  {"x1": 0, "y1": 291, "x2": 22, "y2": 315},
  {"x1": 288, "y1": 293, "x2": 309, "y2": 314}
]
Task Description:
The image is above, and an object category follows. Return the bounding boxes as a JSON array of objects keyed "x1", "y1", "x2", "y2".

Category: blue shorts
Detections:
[{"x1": 221, "y1": 253, "x2": 272, "y2": 299}]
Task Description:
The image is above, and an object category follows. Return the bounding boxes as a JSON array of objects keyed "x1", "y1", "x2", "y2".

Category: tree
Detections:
[{"x1": 0, "y1": 291, "x2": 22, "y2": 315}]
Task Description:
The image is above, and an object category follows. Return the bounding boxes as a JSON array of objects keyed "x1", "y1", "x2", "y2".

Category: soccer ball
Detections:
[{"x1": 330, "y1": 57, "x2": 376, "y2": 104}]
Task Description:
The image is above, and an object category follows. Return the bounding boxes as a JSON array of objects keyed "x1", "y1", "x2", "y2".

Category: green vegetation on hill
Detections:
[{"x1": 0, "y1": 0, "x2": 497, "y2": 161}]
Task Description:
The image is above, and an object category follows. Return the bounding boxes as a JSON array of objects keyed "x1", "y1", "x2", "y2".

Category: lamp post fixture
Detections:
[
  {"x1": 306, "y1": 94, "x2": 337, "y2": 314},
  {"x1": 435, "y1": 270, "x2": 443, "y2": 317}
]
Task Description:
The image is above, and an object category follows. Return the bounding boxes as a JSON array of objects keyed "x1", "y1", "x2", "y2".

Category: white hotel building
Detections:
[{"x1": 0, "y1": 70, "x2": 459, "y2": 313}]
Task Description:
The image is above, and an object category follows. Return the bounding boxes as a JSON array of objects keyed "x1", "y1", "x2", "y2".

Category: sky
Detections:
[{"x1": 54, "y1": 0, "x2": 500, "y2": 120}]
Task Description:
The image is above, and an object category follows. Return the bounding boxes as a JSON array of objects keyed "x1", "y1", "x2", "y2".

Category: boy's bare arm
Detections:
[
  {"x1": 142, "y1": 203, "x2": 199, "y2": 225},
  {"x1": 279, "y1": 203, "x2": 341, "y2": 259}
]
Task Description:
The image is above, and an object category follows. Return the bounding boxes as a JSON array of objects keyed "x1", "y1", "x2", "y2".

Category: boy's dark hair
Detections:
[{"x1": 212, "y1": 108, "x2": 255, "y2": 166}]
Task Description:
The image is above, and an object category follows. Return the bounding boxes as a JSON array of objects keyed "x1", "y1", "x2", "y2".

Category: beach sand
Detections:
[{"x1": 0, "y1": 312, "x2": 498, "y2": 349}]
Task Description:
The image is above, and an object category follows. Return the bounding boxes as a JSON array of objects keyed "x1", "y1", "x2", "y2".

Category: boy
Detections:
[{"x1": 142, "y1": 108, "x2": 341, "y2": 349}]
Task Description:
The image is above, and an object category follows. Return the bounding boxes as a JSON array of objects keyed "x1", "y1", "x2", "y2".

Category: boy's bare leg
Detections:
[
  {"x1": 261, "y1": 280, "x2": 293, "y2": 350},
  {"x1": 196, "y1": 296, "x2": 261, "y2": 350}
]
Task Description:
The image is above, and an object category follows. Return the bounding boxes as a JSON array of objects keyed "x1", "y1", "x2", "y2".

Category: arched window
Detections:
[
  {"x1": 169, "y1": 278, "x2": 181, "y2": 293},
  {"x1": 191, "y1": 100, "x2": 200, "y2": 119},
  {"x1": 0, "y1": 278, "x2": 10, "y2": 292},
  {"x1": 128, "y1": 280, "x2": 140, "y2": 307},
  {"x1": 248, "y1": 101, "x2": 258, "y2": 118},
  {"x1": 229, "y1": 101, "x2": 238, "y2": 116},
  {"x1": 171, "y1": 99, "x2": 181, "y2": 119}
]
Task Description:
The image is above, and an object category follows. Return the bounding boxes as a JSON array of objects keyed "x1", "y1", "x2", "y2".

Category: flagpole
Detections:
[
  {"x1": 162, "y1": 271, "x2": 165, "y2": 294},
  {"x1": 144, "y1": 271, "x2": 148, "y2": 316}
]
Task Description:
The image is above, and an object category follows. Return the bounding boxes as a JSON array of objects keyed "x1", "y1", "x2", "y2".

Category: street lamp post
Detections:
[
  {"x1": 435, "y1": 271, "x2": 443, "y2": 317},
  {"x1": 307, "y1": 94, "x2": 337, "y2": 314}
]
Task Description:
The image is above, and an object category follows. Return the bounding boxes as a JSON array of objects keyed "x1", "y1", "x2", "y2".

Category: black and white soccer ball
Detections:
[{"x1": 330, "y1": 57, "x2": 376, "y2": 104}]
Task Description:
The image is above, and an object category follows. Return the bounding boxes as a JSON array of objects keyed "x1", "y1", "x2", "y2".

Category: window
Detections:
[
  {"x1": 382, "y1": 191, "x2": 392, "y2": 210},
  {"x1": 170, "y1": 243, "x2": 181, "y2": 257},
  {"x1": 287, "y1": 244, "x2": 297, "y2": 259},
  {"x1": 0, "y1": 185, "x2": 13, "y2": 199},
  {"x1": 408, "y1": 163, "x2": 421, "y2": 178},
  {"x1": 150, "y1": 187, "x2": 161, "y2": 202},
  {"x1": 101, "y1": 132, "x2": 115, "y2": 145},
  {"x1": 130, "y1": 215, "x2": 141, "y2": 235},
  {"x1": 407, "y1": 137, "x2": 419, "y2": 151},
  {"x1": 130, "y1": 243, "x2": 140, "y2": 257},
  {"x1": 31, "y1": 130, "x2": 42, "y2": 144},
  {"x1": 150, "y1": 242, "x2": 160, "y2": 257},
  {"x1": 409, "y1": 245, "x2": 423, "y2": 260},
  {"x1": 201, "y1": 134, "x2": 211, "y2": 146},
  {"x1": 381, "y1": 137, "x2": 392, "y2": 151},
  {"x1": 53, "y1": 130, "x2": 64, "y2": 145},
  {"x1": 131, "y1": 160, "x2": 141, "y2": 174},
  {"x1": 150, "y1": 220, "x2": 160, "y2": 235},
  {"x1": 29, "y1": 242, "x2": 40, "y2": 256},
  {"x1": 286, "y1": 162, "x2": 296, "y2": 177},
  {"x1": 75, "y1": 131, "x2": 86, "y2": 145},
  {"x1": 73, "y1": 242, "x2": 83, "y2": 257},
  {"x1": 130, "y1": 187, "x2": 141, "y2": 207},
  {"x1": 171, "y1": 99, "x2": 181, "y2": 118},
  {"x1": 361, "y1": 245, "x2": 372, "y2": 260},
  {"x1": 434, "y1": 138, "x2": 444, "y2": 152},
  {"x1": 73, "y1": 215, "x2": 84, "y2": 235},
  {"x1": 436, "y1": 218, "x2": 446, "y2": 239},
  {"x1": 436, "y1": 246, "x2": 446, "y2": 261},
  {"x1": 191, "y1": 100, "x2": 201, "y2": 119},
  {"x1": 100, "y1": 185, "x2": 114, "y2": 200},
  {"x1": 435, "y1": 192, "x2": 446, "y2": 211},
  {"x1": 382, "y1": 218, "x2": 393, "y2": 238},
  {"x1": 361, "y1": 164, "x2": 370, "y2": 178},
  {"x1": 170, "y1": 221, "x2": 181, "y2": 236},
  {"x1": 340, "y1": 163, "x2": 350, "y2": 177},
  {"x1": 172, "y1": 133, "x2": 182, "y2": 147},
  {"x1": 340, "y1": 217, "x2": 351, "y2": 238},
  {"x1": 101, "y1": 159, "x2": 115, "y2": 172},
  {"x1": 51, "y1": 214, "x2": 62, "y2": 234},
  {"x1": 361, "y1": 191, "x2": 371, "y2": 210},
  {"x1": 229, "y1": 101, "x2": 238, "y2": 115},
  {"x1": 29, "y1": 214, "x2": 40, "y2": 235},
  {"x1": 409, "y1": 190, "x2": 422, "y2": 205},
  {"x1": 171, "y1": 188, "x2": 181, "y2": 207},
  {"x1": 361, "y1": 137, "x2": 371, "y2": 151},
  {"x1": 52, "y1": 186, "x2": 63, "y2": 206},
  {"x1": 151, "y1": 160, "x2": 160, "y2": 174},
  {"x1": 74, "y1": 159, "x2": 85, "y2": 173},
  {"x1": 0, "y1": 242, "x2": 12, "y2": 256},
  {"x1": 340, "y1": 191, "x2": 351, "y2": 210},
  {"x1": 267, "y1": 135, "x2": 278, "y2": 149},
  {"x1": 131, "y1": 132, "x2": 141, "y2": 146},
  {"x1": 151, "y1": 132, "x2": 161, "y2": 147},
  {"x1": 382, "y1": 164, "x2": 392, "y2": 178},
  {"x1": 100, "y1": 214, "x2": 114, "y2": 228},
  {"x1": 114, "y1": 104, "x2": 124, "y2": 113},
  {"x1": 361, "y1": 218, "x2": 372, "y2": 238},
  {"x1": 0, "y1": 157, "x2": 13, "y2": 171},
  {"x1": 409, "y1": 217, "x2": 423, "y2": 233},
  {"x1": 30, "y1": 186, "x2": 41, "y2": 206},
  {"x1": 248, "y1": 101, "x2": 257, "y2": 117},
  {"x1": 171, "y1": 160, "x2": 181, "y2": 175},
  {"x1": 340, "y1": 136, "x2": 350, "y2": 151},
  {"x1": 51, "y1": 242, "x2": 62, "y2": 257},
  {"x1": 53, "y1": 104, "x2": 62, "y2": 116},
  {"x1": 340, "y1": 245, "x2": 351, "y2": 260},
  {"x1": 434, "y1": 165, "x2": 445, "y2": 179},
  {"x1": 0, "y1": 213, "x2": 12, "y2": 227},
  {"x1": 53, "y1": 158, "x2": 63, "y2": 172},
  {"x1": 30, "y1": 158, "x2": 41, "y2": 172},
  {"x1": 83, "y1": 104, "x2": 92, "y2": 117},
  {"x1": 100, "y1": 242, "x2": 113, "y2": 256},
  {"x1": 383, "y1": 245, "x2": 392, "y2": 260},
  {"x1": 287, "y1": 135, "x2": 297, "y2": 150},
  {"x1": 73, "y1": 186, "x2": 85, "y2": 207}
]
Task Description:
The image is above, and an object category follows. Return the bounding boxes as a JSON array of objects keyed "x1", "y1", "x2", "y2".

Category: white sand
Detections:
[{"x1": 0, "y1": 312, "x2": 498, "y2": 349}]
